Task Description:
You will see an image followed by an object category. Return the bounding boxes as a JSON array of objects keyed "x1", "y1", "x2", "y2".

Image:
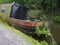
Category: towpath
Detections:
[{"x1": 0, "y1": 24, "x2": 31, "y2": 45}]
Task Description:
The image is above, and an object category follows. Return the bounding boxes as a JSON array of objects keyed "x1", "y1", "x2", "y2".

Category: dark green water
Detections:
[{"x1": 50, "y1": 23, "x2": 60, "y2": 44}]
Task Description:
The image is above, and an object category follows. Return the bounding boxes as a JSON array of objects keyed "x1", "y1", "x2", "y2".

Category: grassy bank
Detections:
[{"x1": 0, "y1": 21, "x2": 43, "y2": 45}]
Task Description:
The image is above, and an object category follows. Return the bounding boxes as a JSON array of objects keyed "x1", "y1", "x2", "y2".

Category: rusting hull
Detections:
[{"x1": 7, "y1": 18, "x2": 44, "y2": 34}]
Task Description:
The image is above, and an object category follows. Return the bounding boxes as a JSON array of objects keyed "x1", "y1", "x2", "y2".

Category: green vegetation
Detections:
[
  {"x1": 0, "y1": 4, "x2": 11, "y2": 22},
  {"x1": 0, "y1": 0, "x2": 60, "y2": 16},
  {"x1": 51, "y1": 40, "x2": 56, "y2": 45},
  {"x1": 0, "y1": 21, "x2": 49, "y2": 45},
  {"x1": 0, "y1": 0, "x2": 11, "y2": 4},
  {"x1": 0, "y1": 4, "x2": 11, "y2": 15},
  {"x1": 49, "y1": 16, "x2": 60, "y2": 22},
  {"x1": 0, "y1": 0, "x2": 60, "y2": 45},
  {"x1": 27, "y1": 10, "x2": 39, "y2": 19},
  {"x1": 11, "y1": 0, "x2": 59, "y2": 10},
  {"x1": 40, "y1": 41, "x2": 48, "y2": 45},
  {"x1": 35, "y1": 26, "x2": 51, "y2": 37}
]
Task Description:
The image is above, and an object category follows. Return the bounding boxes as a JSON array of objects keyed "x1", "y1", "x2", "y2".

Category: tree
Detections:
[{"x1": 0, "y1": 0, "x2": 11, "y2": 4}]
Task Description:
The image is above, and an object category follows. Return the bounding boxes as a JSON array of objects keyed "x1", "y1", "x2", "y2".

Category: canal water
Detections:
[{"x1": 50, "y1": 22, "x2": 60, "y2": 44}]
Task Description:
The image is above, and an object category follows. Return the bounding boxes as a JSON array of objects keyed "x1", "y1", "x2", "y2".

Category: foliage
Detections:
[
  {"x1": 0, "y1": 0, "x2": 11, "y2": 4},
  {"x1": 11, "y1": 0, "x2": 60, "y2": 10},
  {"x1": 0, "y1": 14, "x2": 7, "y2": 23},
  {"x1": 27, "y1": 10, "x2": 39, "y2": 19},
  {"x1": 51, "y1": 40, "x2": 56, "y2": 45},
  {"x1": 0, "y1": 0, "x2": 60, "y2": 11},
  {"x1": 0, "y1": 4, "x2": 11, "y2": 22},
  {"x1": 49, "y1": 16, "x2": 60, "y2": 22},
  {"x1": 35, "y1": 26, "x2": 50, "y2": 37},
  {"x1": 38, "y1": 15, "x2": 48, "y2": 21},
  {"x1": 12, "y1": 0, "x2": 42, "y2": 9},
  {"x1": 27, "y1": 10, "x2": 48, "y2": 21},
  {"x1": 40, "y1": 41, "x2": 48, "y2": 45}
]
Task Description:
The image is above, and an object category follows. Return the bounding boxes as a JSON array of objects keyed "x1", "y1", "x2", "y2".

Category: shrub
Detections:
[
  {"x1": 40, "y1": 41, "x2": 48, "y2": 45},
  {"x1": 50, "y1": 16, "x2": 60, "y2": 22},
  {"x1": 0, "y1": 14, "x2": 8, "y2": 23},
  {"x1": 27, "y1": 10, "x2": 39, "y2": 20},
  {"x1": 35, "y1": 26, "x2": 51, "y2": 37}
]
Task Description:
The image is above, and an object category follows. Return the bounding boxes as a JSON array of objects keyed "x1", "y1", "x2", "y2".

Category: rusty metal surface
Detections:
[
  {"x1": 7, "y1": 18, "x2": 44, "y2": 34},
  {"x1": 7, "y1": 18, "x2": 44, "y2": 26}
]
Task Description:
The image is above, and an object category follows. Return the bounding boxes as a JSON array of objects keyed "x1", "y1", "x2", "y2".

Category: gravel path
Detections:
[{"x1": 0, "y1": 24, "x2": 32, "y2": 45}]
